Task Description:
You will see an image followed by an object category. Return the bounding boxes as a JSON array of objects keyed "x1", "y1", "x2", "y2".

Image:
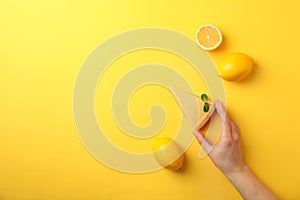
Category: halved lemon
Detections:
[{"x1": 195, "y1": 24, "x2": 222, "y2": 51}]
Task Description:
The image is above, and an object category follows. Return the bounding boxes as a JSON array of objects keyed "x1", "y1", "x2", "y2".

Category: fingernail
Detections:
[{"x1": 193, "y1": 130, "x2": 199, "y2": 136}]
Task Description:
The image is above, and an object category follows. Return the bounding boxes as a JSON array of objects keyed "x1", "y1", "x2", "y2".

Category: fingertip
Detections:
[
  {"x1": 192, "y1": 130, "x2": 198, "y2": 136},
  {"x1": 193, "y1": 130, "x2": 205, "y2": 136},
  {"x1": 214, "y1": 99, "x2": 222, "y2": 108},
  {"x1": 214, "y1": 99, "x2": 220, "y2": 105},
  {"x1": 192, "y1": 130, "x2": 201, "y2": 138}
]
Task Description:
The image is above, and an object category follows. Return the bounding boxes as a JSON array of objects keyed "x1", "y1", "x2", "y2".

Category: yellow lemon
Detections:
[
  {"x1": 218, "y1": 53, "x2": 254, "y2": 81},
  {"x1": 153, "y1": 137, "x2": 184, "y2": 171}
]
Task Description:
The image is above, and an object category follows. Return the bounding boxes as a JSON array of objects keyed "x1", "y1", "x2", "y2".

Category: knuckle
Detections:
[
  {"x1": 222, "y1": 137, "x2": 233, "y2": 145},
  {"x1": 233, "y1": 134, "x2": 240, "y2": 142}
]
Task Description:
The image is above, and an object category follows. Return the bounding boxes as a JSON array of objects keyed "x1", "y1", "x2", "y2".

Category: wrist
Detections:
[{"x1": 224, "y1": 165, "x2": 249, "y2": 181}]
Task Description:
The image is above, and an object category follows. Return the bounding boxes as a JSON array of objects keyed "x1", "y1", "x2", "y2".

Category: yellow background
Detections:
[{"x1": 1, "y1": 0, "x2": 300, "y2": 199}]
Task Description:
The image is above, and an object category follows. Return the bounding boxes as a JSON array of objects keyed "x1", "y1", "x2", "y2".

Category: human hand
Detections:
[
  {"x1": 193, "y1": 100, "x2": 246, "y2": 176},
  {"x1": 193, "y1": 100, "x2": 279, "y2": 199}
]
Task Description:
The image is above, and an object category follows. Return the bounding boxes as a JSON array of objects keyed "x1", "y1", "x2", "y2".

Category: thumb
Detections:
[{"x1": 193, "y1": 130, "x2": 213, "y2": 153}]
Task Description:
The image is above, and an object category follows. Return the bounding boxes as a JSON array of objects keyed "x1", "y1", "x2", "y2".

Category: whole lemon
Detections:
[
  {"x1": 153, "y1": 137, "x2": 184, "y2": 170},
  {"x1": 218, "y1": 53, "x2": 254, "y2": 81}
]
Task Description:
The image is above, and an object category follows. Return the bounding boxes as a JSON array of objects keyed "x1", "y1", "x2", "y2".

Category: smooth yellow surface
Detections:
[{"x1": 1, "y1": 0, "x2": 300, "y2": 199}]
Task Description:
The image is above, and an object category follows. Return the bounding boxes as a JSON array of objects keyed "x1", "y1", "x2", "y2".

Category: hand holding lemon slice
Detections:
[{"x1": 153, "y1": 25, "x2": 255, "y2": 172}]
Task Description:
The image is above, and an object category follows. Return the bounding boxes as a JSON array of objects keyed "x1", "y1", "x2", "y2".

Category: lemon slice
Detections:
[
  {"x1": 195, "y1": 24, "x2": 222, "y2": 51},
  {"x1": 168, "y1": 86, "x2": 215, "y2": 130}
]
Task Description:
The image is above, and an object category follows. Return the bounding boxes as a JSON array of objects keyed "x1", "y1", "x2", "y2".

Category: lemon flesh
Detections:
[{"x1": 218, "y1": 53, "x2": 254, "y2": 81}]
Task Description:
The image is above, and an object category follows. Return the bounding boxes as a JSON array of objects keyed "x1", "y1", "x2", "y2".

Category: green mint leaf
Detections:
[
  {"x1": 203, "y1": 103, "x2": 209, "y2": 112},
  {"x1": 201, "y1": 93, "x2": 208, "y2": 102}
]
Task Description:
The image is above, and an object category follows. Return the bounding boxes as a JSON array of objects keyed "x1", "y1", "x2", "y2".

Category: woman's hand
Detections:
[
  {"x1": 193, "y1": 100, "x2": 246, "y2": 176},
  {"x1": 193, "y1": 100, "x2": 278, "y2": 200}
]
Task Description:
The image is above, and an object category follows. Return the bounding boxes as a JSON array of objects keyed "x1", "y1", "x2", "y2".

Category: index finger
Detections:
[
  {"x1": 220, "y1": 115, "x2": 232, "y2": 142},
  {"x1": 213, "y1": 100, "x2": 233, "y2": 141},
  {"x1": 214, "y1": 100, "x2": 226, "y2": 122}
]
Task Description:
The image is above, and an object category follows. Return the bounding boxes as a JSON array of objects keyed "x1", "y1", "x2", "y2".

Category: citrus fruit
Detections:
[
  {"x1": 153, "y1": 137, "x2": 184, "y2": 170},
  {"x1": 195, "y1": 24, "x2": 222, "y2": 51},
  {"x1": 218, "y1": 53, "x2": 254, "y2": 81},
  {"x1": 196, "y1": 98, "x2": 215, "y2": 131}
]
